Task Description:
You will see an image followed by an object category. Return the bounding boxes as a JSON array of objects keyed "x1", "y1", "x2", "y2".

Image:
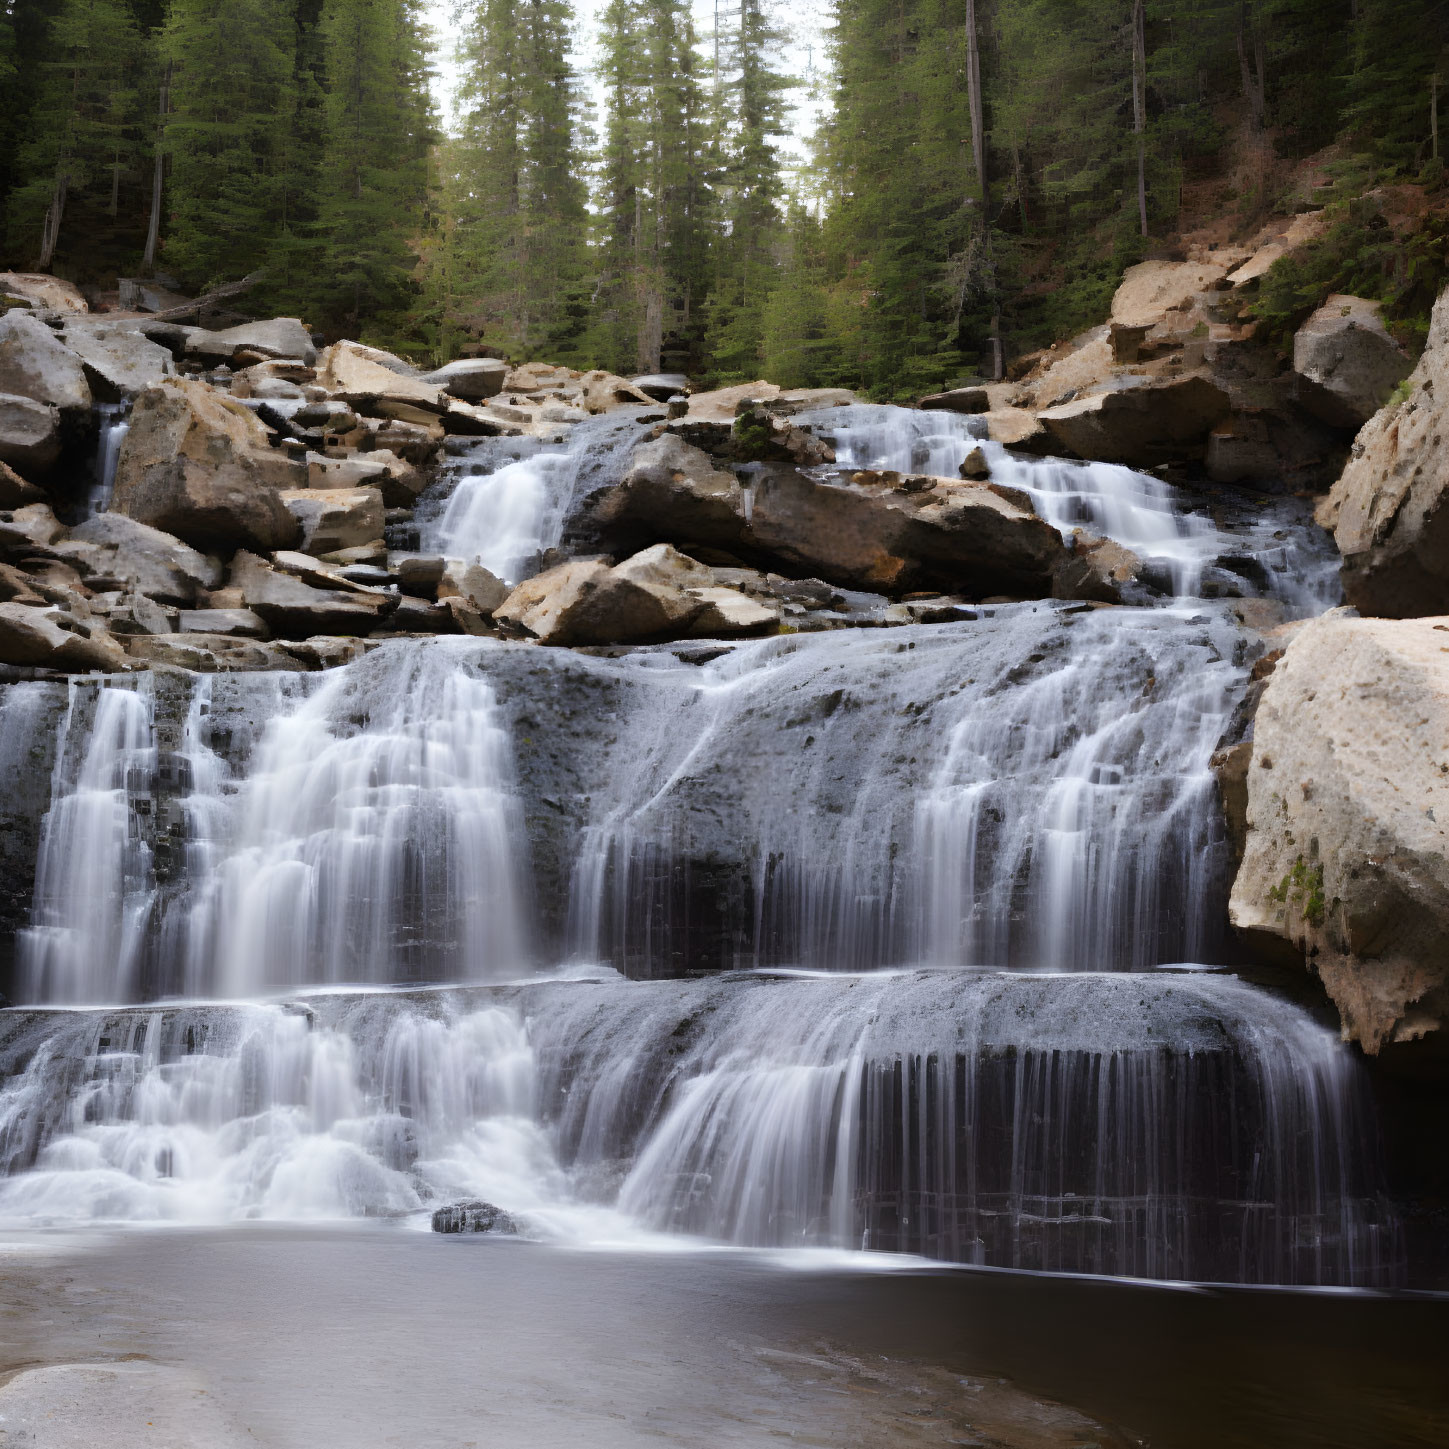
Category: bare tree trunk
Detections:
[
  {"x1": 1132, "y1": 0, "x2": 1148, "y2": 239},
  {"x1": 1236, "y1": 5, "x2": 1266, "y2": 132},
  {"x1": 142, "y1": 61, "x2": 172, "y2": 274},
  {"x1": 38, "y1": 173, "x2": 69, "y2": 270},
  {"x1": 966, "y1": 0, "x2": 986, "y2": 204},
  {"x1": 1434, "y1": 73, "x2": 1441, "y2": 161}
]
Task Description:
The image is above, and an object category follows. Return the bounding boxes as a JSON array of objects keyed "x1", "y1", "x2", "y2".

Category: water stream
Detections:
[{"x1": 0, "y1": 403, "x2": 1400, "y2": 1287}]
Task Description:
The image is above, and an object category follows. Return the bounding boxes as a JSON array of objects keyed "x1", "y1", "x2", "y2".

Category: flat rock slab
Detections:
[{"x1": 0, "y1": 1361, "x2": 248, "y2": 1448}]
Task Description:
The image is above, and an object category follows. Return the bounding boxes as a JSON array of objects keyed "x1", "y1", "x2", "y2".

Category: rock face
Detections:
[
  {"x1": 587, "y1": 434, "x2": 1070, "y2": 599},
  {"x1": 280, "y1": 486, "x2": 384, "y2": 555},
  {"x1": 1038, "y1": 373, "x2": 1231, "y2": 468},
  {"x1": 56, "y1": 513, "x2": 222, "y2": 605},
  {"x1": 1318, "y1": 288, "x2": 1449, "y2": 617},
  {"x1": 0, "y1": 394, "x2": 61, "y2": 477},
  {"x1": 1293, "y1": 295, "x2": 1411, "y2": 431},
  {"x1": 0, "y1": 311, "x2": 91, "y2": 417},
  {"x1": 1229, "y1": 613, "x2": 1449, "y2": 1055},
  {"x1": 110, "y1": 379, "x2": 302, "y2": 553}
]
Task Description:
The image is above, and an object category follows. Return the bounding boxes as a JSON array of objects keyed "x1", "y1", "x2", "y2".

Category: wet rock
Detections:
[
  {"x1": 1229, "y1": 612, "x2": 1449, "y2": 1056},
  {"x1": 1293, "y1": 295, "x2": 1411, "y2": 432},
  {"x1": 919, "y1": 387, "x2": 990, "y2": 414},
  {"x1": 983, "y1": 407, "x2": 1056, "y2": 456},
  {"x1": 422, "y1": 358, "x2": 508, "y2": 401},
  {"x1": 0, "y1": 312, "x2": 91, "y2": 418},
  {"x1": 0, "y1": 272, "x2": 88, "y2": 313},
  {"x1": 393, "y1": 554, "x2": 447, "y2": 597},
  {"x1": 431, "y1": 1200, "x2": 518, "y2": 1234},
  {"x1": 101, "y1": 592, "x2": 175, "y2": 636},
  {"x1": 1051, "y1": 532, "x2": 1140, "y2": 604},
  {"x1": 958, "y1": 446, "x2": 990, "y2": 480},
  {"x1": 1318, "y1": 287, "x2": 1449, "y2": 617},
  {"x1": 684, "y1": 382, "x2": 855, "y2": 425},
  {"x1": 110, "y1": 378, "x2": 303, "y2": 554},
  {"x1": 1038, "y1": 373, "x2": 1231, "y2": 468},
  {"x1": 587, "y1": 435, "x2": 1070, "y2": 600},
  {"x1": 280, "y1": 486, "x2": 384, "y2": 556},
  {"x1": 186, "y1": 318, "x2": 317, "y2": 366},
  {"x1": 388, "y1": 596, "x2": 462, "y2": 633},
  {"x1": 124, "y1": 631, "x2": 302, "y2": 672},
  {"x1": 55, "y1": 512, "x2": 222, "y2": 605},
  {"x1": 60, "y1": 322, "x2": 175, "y2": 398},
  {"x1": 228, "y1": 549, "x2": 396, "y2": 637},
  {"x1": 581, "y1": 370, "x2": 655, "y2": 413},
  {"x1": 0, "y1": 601, "x2": 126, "y2": 671}
]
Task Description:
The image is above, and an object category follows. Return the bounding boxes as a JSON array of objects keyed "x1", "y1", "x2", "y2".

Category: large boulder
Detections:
[
  {"x1": 317, "y1": 341, "x2": 444, "y2": 414},
  {"x1": 55, "y1": 512, "x2": 222, "y2": 605},
  {"x1": 1293, "y1": 295, "x2": 1411, "y2": 432},
  {"x1": 228, "y1": 550, "x2": 396, "y2": 637},
  {"x1": 586, "y1": 435, "x2": 1070, "y2": 599},
  {"x1": 0, "y1": 502, "x2": 64, "y2": 550},
  {"x1": 1229, "y1": 613, "x2": 1449, "y2": 1057},
  {"x1": 0, "y1": 601, "x2": 126, "y2": 671},
  {"x1": 0, "y1": 460, "x2": 44, "y2": 507},
  {"x1": 422, "y1": 357, "x2": 508, "y2": 401},
  {"x1": 0, "y1": 394, "x2": 61, "y2": 478},
  {"x1": 580, "y1": 370, "x2": 656, "y2": 413},
  {"x1": 109, "y1": 378, "x2": 302, "y2": 553},
  {"x1": 61, "y1": 322, "x2": 175, "y2": 397},
  {"x1": 1110, "y1": 260, "x2": 1229, "y2": 329},
  {"x1": 683, "y1": 381, "x2": 855, "y2": 425},
  {"x1": 495, "y1": 545, "x2": 779, "y2": 646},
  {"x1": 1037, "y1": 373, "x2": 1231, "y2": 468},
  {"x1": 918, "y1": 387, "x2": 989, "y2": 414},
  {"x1": 1318, "y1": 288, "x2": 1449, "y2": 617},
  {"x1": 279, "y1": 486, "x2": 384, "y2": 555},
  {"x1": 0, "y1": 273, "x2": 88, "y2": 313},
  {"x1": 0, "y1": 311, "x2": 91, "y2": 416},
  {"x1": 185, "y1": 318, "x2": 317, "y2": 366}
]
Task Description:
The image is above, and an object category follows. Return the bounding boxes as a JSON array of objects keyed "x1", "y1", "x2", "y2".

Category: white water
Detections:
[
  {"x1": 86, "y1": 403, "x2": 131, "y2": 515},
  {"x1": 0, "y1": 973, "x2": 1399, "y2": 1284}
]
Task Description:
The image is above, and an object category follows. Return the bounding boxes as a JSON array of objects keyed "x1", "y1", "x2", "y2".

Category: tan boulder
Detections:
[
  {"x1": 437, "y1": 560, "x2": 509, "y2": 617},
  {"x1": 110, "y1": 378, "x2": 302, "y2": 553},
  {"x1": 580, "y1": 370, "x2": 656, "y2": 413},
  {"x1": 0, "y1": 601, "x2": 126, "y2": 671},
  {"x1": 316, "y1": 341, "x2": 444, "y2": 413},
  {"x1": 1110, "y1": 259, "x2": 1228, "y2": 329},
  {"x1": 1319, "y1": 287, "x2": 1449, "y2": 617},
  {"x1": 1038, "y1": 372, "x2": 1230, "y2": 468},
  {"x1": 228, "y1": 550, "x2": 396, "y2": 637},
  {"x1": 1050, "y1": 532, "x2": 1140, "y2": 604},
  {"x1": 423, "y1": 358, "x2": 508, "y2": 401},
  {"x1": 0, "y1": 501, "x2": 64, "y2": 550},
  {"x1": 280, "y1": 486, "x2": 384, "y2": 555},
  {"x1": 55, "y1": 512, "x2": 222, "y2": 605},
  {"x1": 60, "y1": 322, "x2": 174, "y2": 397},
  {"x1": 1229, "y1": 613, "x2": 1449, "y2": 1055},
  {"x1": 1293, "y1": 295, "x2": 1411, "y2": 431},
  {"x1": 185, "y1": 318, "x2": 316, "y2": 366},
  {"x1": 0, "y1": 273, "x2": 88, "y2": 312}
]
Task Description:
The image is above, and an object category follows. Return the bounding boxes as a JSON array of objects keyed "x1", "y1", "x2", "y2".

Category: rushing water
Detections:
[{"x1": 0, "y1": 400, "x2": 1402, "y2": 1286}]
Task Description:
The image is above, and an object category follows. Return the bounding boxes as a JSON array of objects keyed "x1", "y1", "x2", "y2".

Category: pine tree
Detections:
[
  {"x1": 1347, "y1": 0, "x2": 1449, "y2": 172},
  {"x1": 4, "y1": 0, "x2": 147, "y2": 269},
  {"x1": 310, "y1": 0, "x2": 433, "y2": 335},
  {"x1": 703, "y1": 0, "x2": 795, "y2": 382},
  {"x1": 436, "y1": 0, "x2": 589, "y2": 359},
  {"x1": 591, "y1": 0, "x2": 715, "y2": 375},
  {"x1": 159, "y1": 0, "x2": 298, "y2": 290}
]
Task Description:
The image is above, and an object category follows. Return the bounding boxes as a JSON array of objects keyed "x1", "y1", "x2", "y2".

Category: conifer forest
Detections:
[{"x1": 3, "y1": 0, "x2": 1449, "y2": 395}]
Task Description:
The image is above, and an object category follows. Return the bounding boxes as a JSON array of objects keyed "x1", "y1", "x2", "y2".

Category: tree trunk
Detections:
[
  {"x1": 1434, "y1": 73, "x2": 1441, "y2": 161},
  {"x1": 1236, "y1": 5, "x2": 1266, "y2": 133},
  {"x1": 966, "y1": 0, "x2": 987, "y2": 204},
  {"x1": 1132, "y1": 0, "x2": 1148, "y2": 239},
  {"x1": 142, "y1": 61, "x2": 172, "y2": 274},
  {"x1": 38, "y1": 172, "x2": 69, "y2": 270}
]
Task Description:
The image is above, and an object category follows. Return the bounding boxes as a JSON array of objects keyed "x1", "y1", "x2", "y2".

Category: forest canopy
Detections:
[{"x1": 2, "y1": 0, "x2": 1447, "y2": 397}]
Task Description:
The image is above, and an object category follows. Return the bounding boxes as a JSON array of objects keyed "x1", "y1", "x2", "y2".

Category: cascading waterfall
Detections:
[
  {"x1": 0, "y1": 399, "x2": 1400, "y2": 1286},
  {"x1": 0, "y1": 974, "x2": 1399, "y2": 1285},
  {"x1": 86, "y1": 402, "x2": 131, "y2": 515}
]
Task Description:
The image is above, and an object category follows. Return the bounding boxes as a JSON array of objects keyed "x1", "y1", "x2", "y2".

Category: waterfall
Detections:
[
  {"x1": 87, "y1": 402, "x2": 131, "y2": 515},
  {"x1": 0, "y1": 974, "x2": 1399, "y2": 1285},
  {"x1": 424, "y1": 412, "x2": 651, "y2": 581}
]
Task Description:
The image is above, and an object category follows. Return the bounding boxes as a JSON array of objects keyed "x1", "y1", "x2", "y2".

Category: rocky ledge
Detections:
[{"x1": 0, "y1": 301, "x2": 1141, "y2": 676}]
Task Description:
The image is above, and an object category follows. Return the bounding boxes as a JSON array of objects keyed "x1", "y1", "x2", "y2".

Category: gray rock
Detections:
[
  {"x1": 102, "y1": 592, "x2": 175, "y2": 637},
  {"x1": 124, "y1": 631, "x2": 303, "y2": 672},
  {"x1": 1293, "y1": 295, "x2": 1411, "y2": 431},
  {"x1": 920, "y1": 387, "x2": 990, "y2": 414},
  {"x1": 422, "y1": 358, "x2": 509, "y2": 401},
  {"x1": 0, "y1": 310, "x2": 91, "y2": 416},
  {"x1": 1038, "y1": 373, "x2": 1231, "y2": 468},
  {"x1": 437, "y1": 560, "x2": 508, "y2": 617},
  {"x1": 430, "y1": 1200, "x2": 519, "y2": 1234},
  {"x1": 0, "y1": 501, "x2": 63, "y2": 550},
  {"x1": 58, "y1": 512, "x2": 222, "y2": 605},
  {"x1": 176, "y1": 607, "x2": 269, "y2": 638},
  {"x1": 0, "y1": 393, "x2": 61, "y2": 477},
  {"x1": 393, "y1": 554, "x2": 447, "y2": 596},
  {"x1": 631, "y1": 373, "x2": 690, "y2": 402},
  {"x1": 0, "y1": 460, "x2": 44, "y2": 507},
  {"x1": 228, "y1": 550, "x2": 396, "y2": 637},
  {"x1": 0, "y1": 601, "x2": 126, "y2": 671},
  {"x1": 185, "y1": 318, "x2": 317, "y2": 366},
  {"x1": 61, "y1": 322, "x2": 175, "y2": 398}
]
